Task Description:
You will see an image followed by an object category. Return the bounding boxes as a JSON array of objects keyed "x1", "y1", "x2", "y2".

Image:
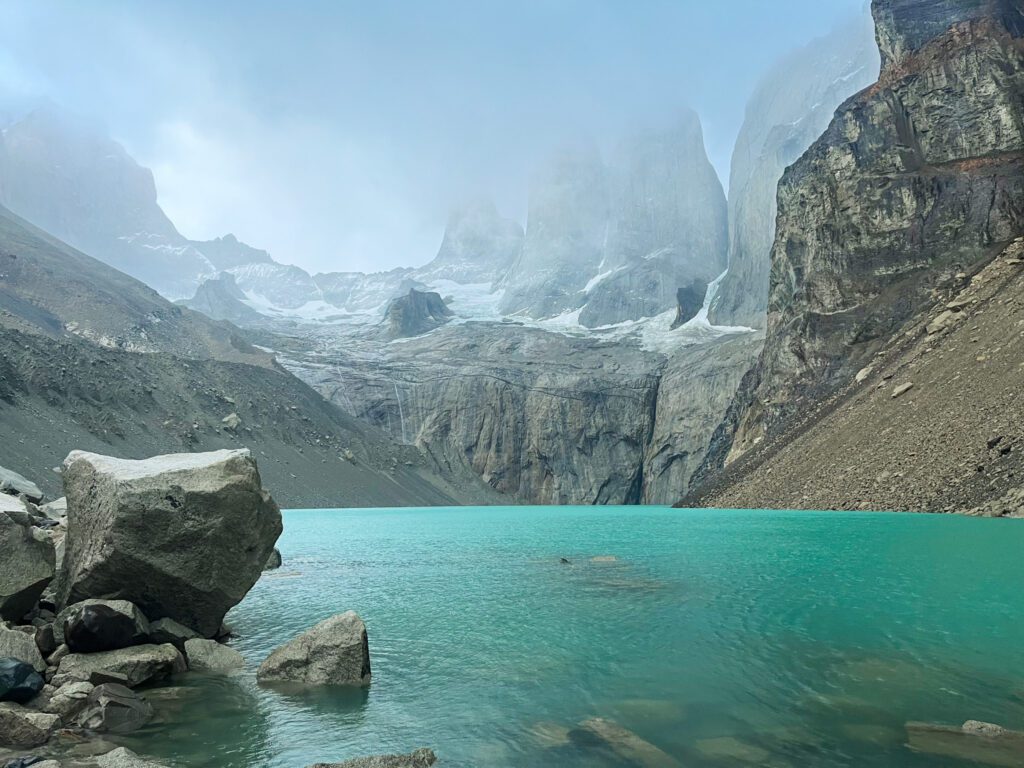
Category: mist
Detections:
[{"x1": 0, "y1": 0, "x2": 866, "y2": 274}]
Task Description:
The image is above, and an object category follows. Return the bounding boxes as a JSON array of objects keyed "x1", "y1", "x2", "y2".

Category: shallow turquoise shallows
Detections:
[{"x1": 118, "y1": 507, "x2": 1024, "y2": 767}]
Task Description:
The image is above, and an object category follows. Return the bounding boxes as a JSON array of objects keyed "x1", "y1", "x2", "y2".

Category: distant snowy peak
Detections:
[{"x1": 415, "y1": 199, "x2": 523, "y2": 285}]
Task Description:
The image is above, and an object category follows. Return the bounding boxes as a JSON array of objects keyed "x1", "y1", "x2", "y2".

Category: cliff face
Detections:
[
  {"x1": 416, "y1": 200, "x2": 524, "y2": 285},
  {"x1": 499, "y1": 113, "x2": 728, "y2": 328},
  {"x1": 384, "y1": 289, "x2": 453, "y2": 338},
  {"x1": 710, "y1": 14, "x2": 880, "y2": 329},
  {"x1": 695, "y1": 0, "x2": 1024, "y2": 490}
]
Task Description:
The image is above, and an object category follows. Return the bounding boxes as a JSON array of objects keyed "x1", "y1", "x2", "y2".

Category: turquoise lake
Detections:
[{"x1": 118, "y1": 506, "x2": 1024, "y2": 767}]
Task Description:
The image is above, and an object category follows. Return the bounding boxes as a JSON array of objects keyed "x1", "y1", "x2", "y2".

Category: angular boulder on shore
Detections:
[
  {"x1": 257, "y1": 612, "x2": 371, "y2": 686},
  {"x1": 63, "y1": 601, "x2": 151, "y2": 653},
  {"x1": 0, "y1": 703, "x2": 60, "y2": 747},
  {"x1": 55, "y1": 449, "x2": 282, "y2": 638},
  {"x1": 0, "y1": 508, "x2": 55, "y2": 622},
  {"x1": 183, "y1": 638, "x2": 244, "y2": 672},
  {"x1": 52, "y1": 643, "x2": 186, "y2": 688}
]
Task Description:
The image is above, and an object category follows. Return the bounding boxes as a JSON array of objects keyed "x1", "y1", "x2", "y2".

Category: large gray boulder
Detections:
[
  {"x1": 55, "y1": 449, "x2": 282, "y2": 637},
  {"x1": 257, "y1": 612, "x2": 371, "y2": 686},
  {"x1": 308, "y1": 749, "x2": 437, "y2": 768},
  {"x1": 0, "y1": 465, "x2": 43, "y2": 504},
  {"x1": 0, "y1": 626, "x2": 46, "y2": 672},
  {"x1": 51, "y1": 643, "x2": 186, "y2": 689},
  {"x1": 0, "y1": 508, "x2": 56, "y2": 622}
]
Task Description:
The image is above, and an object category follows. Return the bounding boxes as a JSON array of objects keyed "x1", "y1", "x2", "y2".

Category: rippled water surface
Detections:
[{"x1": 118, "y1": 507, "x2": 1024, "y2": 767}]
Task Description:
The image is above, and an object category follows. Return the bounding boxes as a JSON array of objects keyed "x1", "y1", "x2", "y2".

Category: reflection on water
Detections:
[{"x1": 111, "y1": 507, "x2": 1024, "y2": 767}]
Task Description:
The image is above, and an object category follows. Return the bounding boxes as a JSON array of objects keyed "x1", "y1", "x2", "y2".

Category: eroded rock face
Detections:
[
  {"x1": 257, "y1": 612, "x2": 370, "y2": 687},
  {"x1": 710, "y1": 13, "x2": 880, "y2": 328},
  {"x1": 55, "y1": 449, "x2": 282, "y2": 637},
  {"x1": 709, "y1": 0, "x2": 1024, "y2": 468},
  {"x1": 0, "y1": 509, "x2": 55, "y2": 622}
]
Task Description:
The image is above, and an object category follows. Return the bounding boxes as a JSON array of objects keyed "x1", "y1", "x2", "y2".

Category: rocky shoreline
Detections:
[{"x1": 0, "y1": 451, "x2": 427, "y2": 768}]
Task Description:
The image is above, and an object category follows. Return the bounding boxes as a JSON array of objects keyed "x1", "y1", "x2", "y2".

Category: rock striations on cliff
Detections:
[{"x1": 689, "y1": 0, "x2": 1024, "y2": 511}]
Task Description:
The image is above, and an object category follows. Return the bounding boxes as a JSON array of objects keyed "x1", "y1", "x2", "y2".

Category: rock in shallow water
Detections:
[
  {"x1": 0, "y1": 703, "x2": 60, "y2": 747},
  {"x1": 183, "y1": 639, "x2": 244, "y2": 673},
  {"x1": 52, "y1": 643, "x2": 186, "y2": 689},
  {"x1": 55, "y1": 449, "x2": 282, "y2": 638},
  {"x1": 257, "y1": 611, "x2": 370, "y2": 687},
  {"x1": 906, "y1": 720, "x2": 1024, "y2": 767},
  {"x1": 76, "y1": 683, "x2": 153, "y2": 733},
  {"x1": 95, "y1": 747, "x2": 170, "y2": 767},
  {"x1": 306, "y1": 748, "x2": 437, "y2": 768},
  {"x1": 571, "y1": 717, "x2": 682, "y2": 768}
]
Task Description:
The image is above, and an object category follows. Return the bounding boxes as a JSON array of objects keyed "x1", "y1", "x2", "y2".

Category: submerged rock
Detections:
[
  {"x1": 52, "y1": 643, "x2": 186, "y2": 689},
  {"x1": 307, "y1": 748, "x2": 437, "y2": 768},
  {"x1": 0, "y1": 659, "x2": 44, "y2": 704},
  {"x1": 94, "y1": 747, "x2": 170, "y2": 767},
  {"x1": 572, "y1": 717, "x2": 682, "y2": 768},
  {"x1": 257, "y1": 611, "x2": 370, "y2": 687},
  {"x1": 906, "y1": 720, "x2": 1024, "y2": 767},
  {"x1": 76, "y1": 683, "x2": 153, "y2": 733},
  {"x1": 56, "y1": 449, "x2": 282, "y2": 638},
  {"x1": 0, "y1": 510, "x2": 55, "y2": 623}
]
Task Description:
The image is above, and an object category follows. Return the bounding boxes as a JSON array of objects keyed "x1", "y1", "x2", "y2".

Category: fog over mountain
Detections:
[{"x1": 0, "y1": 0, "x2": 864, "y2": 275}]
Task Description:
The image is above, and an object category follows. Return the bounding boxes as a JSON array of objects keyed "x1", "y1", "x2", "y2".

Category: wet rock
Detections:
[
  {"x1": 76, "y1": 683, "x2": 153, "y2": 733},
  {"x1": 257, "y1": 611, "x2": 370, "y2": 687},
  {"x1": 306, "y1": 748, "x2": 437, "y2": 768},
  {"x1": 0, "y1": 627, "x2": 46, "y2": 672},
  {"x1": 3, "y1": 758, "x2": 53, "y2": 768},
  {"x1": 0, "y1": 509, "x2": 55, "y2": 623},
  {"x1": 0, "y1": 703, "x2": 60, "y2": 747},
  {"x1": 52, "y1": 643, "x2": 186, "y2": 689},
  {"x1": 572, "y1": 717, "x2": 682, "y2": 768},
  {"x1": 182, "y1": 639, "x2": 244, "y2": 673},
  {"x1": 95, "y1": 747, "x2": 169, "y2": 767},
  {"x1": 695, "y1": 736, "x2": 770, "y2": 763},
  {"x1": 0, "y1": 659, "x2": 45, "y2": 704},
  {"x1": 0, "y1": 466, "x2": 43, "y2": 504},
  {"x1": 56, "y1": 449, "x2": 282, "y2": 638},
  {"x1": 264, "y1": 548, "x2": 282, "y2": 571},
  {"x1": 906, "y1": 720, "x2": 1024, "y2": 767},
  {"x1": 63, "y1": 602, "x2": 151, "y2": 654},
  {"x1": 41, "y1": 680, "x2": 93, "y2": 720},
  {"x1": 146, "y1": 618, "x2": 199, "y2": 651}
]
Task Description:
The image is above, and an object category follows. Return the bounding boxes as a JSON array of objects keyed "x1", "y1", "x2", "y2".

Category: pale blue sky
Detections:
[{"x1": 0, "y1": 1, "x2": 868, "y2": 273}]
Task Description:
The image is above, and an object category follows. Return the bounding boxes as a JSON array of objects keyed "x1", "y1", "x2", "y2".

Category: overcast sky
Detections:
[{"x1": 0, "y1": 1, "x2": 867, "y2": 273}]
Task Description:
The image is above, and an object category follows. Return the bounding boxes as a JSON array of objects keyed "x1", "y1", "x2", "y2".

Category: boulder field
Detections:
[{"x1": 0, "y1": 452, "x2": 398, "y2": 768}]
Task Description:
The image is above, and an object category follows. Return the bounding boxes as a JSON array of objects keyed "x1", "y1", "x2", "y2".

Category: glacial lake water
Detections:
[{"x1": 116, "y1": 506, "x2": 1024, "y2": 767}]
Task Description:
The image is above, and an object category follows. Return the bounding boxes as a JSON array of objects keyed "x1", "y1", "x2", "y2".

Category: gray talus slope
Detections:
[
  {"x1": 710, "y1": 13, "x2": 880, "y2": 329},
  {"x1": 691, "y1": 0, "x2": 1024, "y2": 505},
  {"x1": 0, "y1": 204, "x2": 466, "y2": 507}
]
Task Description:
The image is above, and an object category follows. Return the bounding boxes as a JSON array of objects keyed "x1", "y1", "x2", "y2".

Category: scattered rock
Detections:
[
  {"x1": 891, "y1": 382, "x2": 914, "y2": 399},
  {"x1": 264, "y1": 548, "x2": 282, "y2": 571},
  {"x1": 528, "y1": 721, "x2": 571, "y2": 747},
  {"x1": 307, "y1": 749, "x2": 437, "y2": 768},
  {"x1": 0, "y1": 510, "x2": 55, "y2": 622},
  {"x1": 0, "y1": 703, "x2": 60, "y2": 747},
  {"x1": 257, "y1": 611, "x2": 370, "y2": 687},
  {"x1": 559, "y1": 557, "x2": 571, "y2": 565},
  {"x1": 52, "y1": 643, "x2": 186, "y2": 689},
  {"x1": 76, "y1": 683, "x2": 154, "y2": 733},
  {"x1": 221, "y1": 413, "x2": 241, "y2": 431},
  {"x1": 38, "y1": 498, "x2": 66, "y2": 523},
  {"x1": 182, "y1": 639, "x2": 244, "y2": 673},
  {"x1": 926, "y1": 310, "x2": 956, "y2": 334},
  {"x1": 0, "y1": 466, "x2": 43, "y2": 504},
  {"x1": 0, "y1": 659, "x2": 44, "y2": 704},
  {"x1": 906, "y1": 720, "x2": 1024, "y2": 767},
  {"x1": 0, "y1": 627, "x2": 46, "y2": 672},
  {"x1": 56, "y1": 449, "x2": 282, "y2": 638},
  {"x1": 572, "y1": 717, "x2": 682, "y2": 768},
  {"x1": 63, "y1": 602, "x2": 151, "y2": 654},
  {"x1": 41, "y1": 680, "x2": 93, "y2": 720}
]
